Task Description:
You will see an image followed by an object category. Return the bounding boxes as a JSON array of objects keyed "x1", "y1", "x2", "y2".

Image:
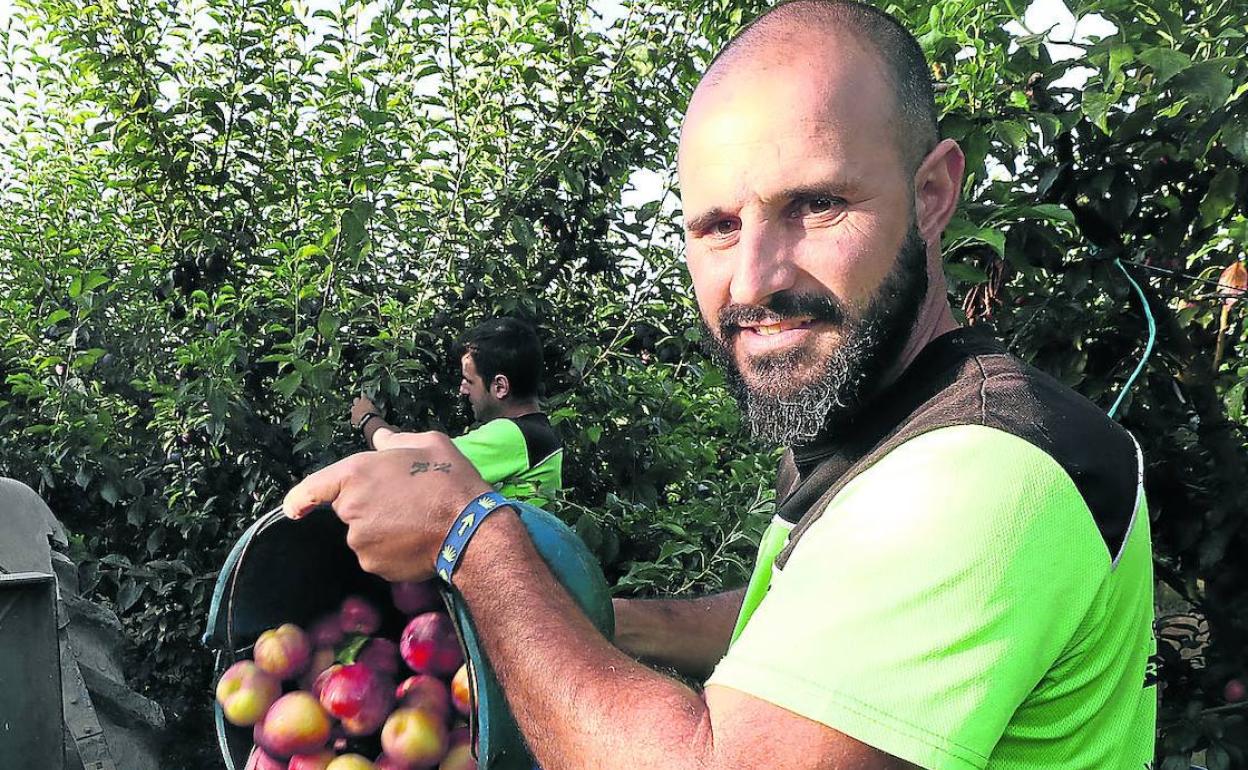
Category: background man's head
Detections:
[
  {"x1": 678, "y1": 0, "x2": 963, "y2": 446},
  {"x1": 453, "y1": 317, "x2": 544, "y2": 421}
]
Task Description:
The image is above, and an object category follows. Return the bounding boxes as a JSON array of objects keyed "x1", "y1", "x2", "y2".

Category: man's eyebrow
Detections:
[{"x1": 684, "y1": 207, "x2": 731, "y2": 233}]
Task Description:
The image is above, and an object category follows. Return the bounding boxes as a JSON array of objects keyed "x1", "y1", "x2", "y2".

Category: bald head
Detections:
[{"x1": 697, "y1": 0, "x2": 939, "y2": 174}]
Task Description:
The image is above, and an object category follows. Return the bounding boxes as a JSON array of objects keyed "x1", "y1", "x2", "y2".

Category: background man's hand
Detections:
[
  {"x1": 350, "y1": 395, "x2": 379, "y2": 428},
  {"x1": 282, "y1": 435, "x2": 494, "y2": 581}
]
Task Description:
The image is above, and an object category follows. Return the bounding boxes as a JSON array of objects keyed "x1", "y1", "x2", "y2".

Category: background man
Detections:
[
  {"x1": 349, "y1": 316, "x2": 562, "y2": 506},
  {"x1": 290, "y1": 2, "x2": 1155, "y2": 767}
]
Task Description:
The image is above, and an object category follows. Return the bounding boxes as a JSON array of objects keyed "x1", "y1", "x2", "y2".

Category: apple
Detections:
[
  {"x1": 302, "y1": 647, "x2": 339, "y2": 691},
  {"x1": 313, "y1": 663, "x2": 343, "y2": 699},
  {"x1": 290, "y1": 750, "x2": 337, "y2": 770},
  {"x1": 326, "y1": 755, "x2": 376, "y2": 770},
  {"x1": 216, "y1": 660, "x2": 280, "y2": 727},
  {"x1": 395, "y1": 674, "x2": 451, "y2": 722},
  {"x1": 449, "y1": 664, "x2": 472, "y2": 717},
  {"x1": 374, "y1": 756, "x2": 408, "y2": 770},
  {"x1": 399, "y1": 612, "x2": 463, "y2": 677},
  {"x1": 381, "y1": 707, "x2": 448, "y2": 769},
  {"x1": 254, "y1": 691, "x2": 333, "y2": 758},
  {"x1": 341, "y1": 596, "x2": 382, "y2": 635},
  {"x1": 439, "y1": 727, "x2": 477, "y2": 770},
  {"x1": 310, "y1": 614, "x2": 346, "y2": 648},
  {"x1": 244, "y1": 747, "x2": 287, "y2": 770},
  {"x1": 1225, "y1": 678, "x2": 1246, "y2": 703},
  {"x1": 254, "y1": 623, "x2": 312, "y2": 680},
  {"x1": 358, "y1": 638, "x2": 401, "y2": 677},
  {"x1": 391, "y1": 581, "x2": 440, "y2": 616},
  {"x1": 319, "y1": 663, "x2": 394, "y2": 735}
]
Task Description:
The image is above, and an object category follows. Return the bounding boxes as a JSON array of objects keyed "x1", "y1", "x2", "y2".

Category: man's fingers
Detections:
[{"x1": 283, "y1": 457, "x2": 355, "y2": 519}]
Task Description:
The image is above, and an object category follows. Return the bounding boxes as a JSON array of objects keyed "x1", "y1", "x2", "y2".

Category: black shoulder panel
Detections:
[
  {"x1": 510, "y1": 413, "x2": 562, "y2": 469},
  {"x1": 774, "y1": 328, "x2": 1140, "y2": 568}
]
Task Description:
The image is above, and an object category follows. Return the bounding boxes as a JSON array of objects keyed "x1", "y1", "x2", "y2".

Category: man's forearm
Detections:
[
  {"x1": 456, "y1": 508, "x2": 714, "y2": 770},
  {"x1": 612, "y1": 591, "x2": 743, "y2": 680}
]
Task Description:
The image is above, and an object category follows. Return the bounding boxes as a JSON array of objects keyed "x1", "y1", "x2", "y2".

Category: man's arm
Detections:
[
  {"x1": 458, "y1": 509, "x2": 918, "y2": 770},
  {"x1": 611, "y1": 591, "x2": 743, "y2": 680},
  {"x1": 283, "y1": 444, "x2": 918, "y2": 770}
]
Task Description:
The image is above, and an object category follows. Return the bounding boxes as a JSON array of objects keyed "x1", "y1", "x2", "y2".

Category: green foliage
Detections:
[{"x1": 1, "y1": 0, "x2": 1246, "y2": 767}]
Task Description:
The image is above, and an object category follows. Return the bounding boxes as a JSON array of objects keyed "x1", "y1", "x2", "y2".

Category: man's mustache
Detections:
[{"x1": 717, "y1": 291, "x2": 846, "y2": 339}]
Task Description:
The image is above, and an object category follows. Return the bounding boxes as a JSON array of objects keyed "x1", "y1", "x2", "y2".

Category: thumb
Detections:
[{"x1": 283, "y1": 456, "x2": 355, "y2": 519}]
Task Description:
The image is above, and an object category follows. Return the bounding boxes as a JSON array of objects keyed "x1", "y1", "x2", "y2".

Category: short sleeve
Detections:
[
  {"x1": 706, "y1": 425, "x2": 1111, "y2": 770},
  {"x1": 452, "y1": 419, "x2": 529, "y2": 486}
]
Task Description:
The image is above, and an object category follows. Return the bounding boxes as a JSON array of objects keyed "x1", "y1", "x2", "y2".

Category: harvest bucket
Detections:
[{"x1": 203, "y1": 502, "x2": 614, "y2": 769}]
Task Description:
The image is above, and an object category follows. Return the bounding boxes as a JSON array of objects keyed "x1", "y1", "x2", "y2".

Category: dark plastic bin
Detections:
[
  {"x1": 0, "y1": 571, "x2": 64, "y2": 769},
  {"x1": 204, "y1": 503, "x2": 613, "y2": 770}
]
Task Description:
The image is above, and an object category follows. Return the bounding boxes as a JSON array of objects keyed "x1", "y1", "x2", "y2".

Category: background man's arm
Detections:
[{"x1": 612, "y1": 591, "x2": 744, "y2": 680}]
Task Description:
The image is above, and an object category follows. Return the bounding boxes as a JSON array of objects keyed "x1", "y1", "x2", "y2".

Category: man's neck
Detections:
[
  {"x1": 878, "y1": 294, "x2": 960, "y2": 390},
  {"x1": 496, "y1": 400, "x2": 541, "y2": 420}
]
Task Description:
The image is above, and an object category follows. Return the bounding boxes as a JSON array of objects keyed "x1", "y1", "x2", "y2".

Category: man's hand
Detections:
[
  {"x1": 350, "y1": 395, "x2": 379, "y2": 428},
  {"x1": 281, "y1": 436, "x2": 493, "y2": 581}
]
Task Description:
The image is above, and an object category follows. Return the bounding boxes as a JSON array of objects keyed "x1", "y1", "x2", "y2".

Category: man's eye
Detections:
[
  {"x1": 798, "y1": 196, "x2": 844, "y2": 216},
  {"x1": 712, "y1": 219, "x2": 739, "y2": 235}
]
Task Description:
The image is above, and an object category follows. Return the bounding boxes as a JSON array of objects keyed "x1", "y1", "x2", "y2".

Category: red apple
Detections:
[
  {"x1": 326, "y1": 755, "x2": 376, "y2": 770},
  {"x1": 391, "y1": 581, "x2": 441, "y2": 616},
  {"x1": 439, "y1": 727, "x2": 476, "y2": 770},
  {"x1": 254, "y1": 691, "x2": 333, "y2": 758},
  {"x1": 254, "y1": 623, "x2": 312, "y2": 680},
  {"x1": 381, "y1": 707, "x2": 448, "y2": 769},
  {"x1": 395, "y1": 674, "x2": 451, "y2": 722},
  {"x1": 340, "y1": 596, "x2": 382, "y2": 635},
  {"x1": 245, "y1": 747, "x2": 287, "y2": 770},
  {"x1": 399, "y1": 612, "x2": 463, "y2": 676},
  {"x1": 449, "y1": 664, "x2": 472, "y2": 717},
  {"x1": 312, "y1": 663, "x2": 343, "y2": 698},
  {"x1": 358, "y1": 638, "x2": 401, "y2": 676},
  {"x1": 310, "y1": 614, "x2": 345, "y2": 647},
  {"x1": 290, "y1": 750, "x2": 337, "y2": 770},
  {"x1": 1225, "y1": 678, "x2": 1246, "y2": 703},
  {"x1": 216, "y1": 660, "x2": 280, "y2": 727},
  {"x1": 319, "y1": 663, "x2": 394, "y2": 735}
]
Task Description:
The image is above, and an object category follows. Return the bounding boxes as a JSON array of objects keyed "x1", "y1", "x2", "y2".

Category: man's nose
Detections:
[{"x1": 729, "y1": 223, "x2": 796, "y2": 307}]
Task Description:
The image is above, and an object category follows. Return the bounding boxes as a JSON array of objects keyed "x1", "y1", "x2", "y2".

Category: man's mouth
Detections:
[{"x1": 740, "y1": 318, "x2": 814, "y2": 336}]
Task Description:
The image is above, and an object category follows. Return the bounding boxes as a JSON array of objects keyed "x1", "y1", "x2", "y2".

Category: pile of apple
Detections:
[{"x1": 216, "y1": 580, "x2": 477, "y2": 770}]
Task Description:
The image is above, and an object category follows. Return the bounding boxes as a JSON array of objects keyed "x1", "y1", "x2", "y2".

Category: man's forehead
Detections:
[{"x1": 678, "y1": 56, "x2": 898, "y2": 199}]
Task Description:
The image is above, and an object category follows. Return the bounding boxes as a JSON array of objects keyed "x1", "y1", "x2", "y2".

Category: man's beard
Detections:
[{"x1": 702, "y1": 226, "x2": 929, "y2": 447}]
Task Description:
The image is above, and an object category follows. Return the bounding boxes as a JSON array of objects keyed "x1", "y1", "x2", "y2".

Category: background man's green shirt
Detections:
[
  {"x1": 709, "y1": 329, "x2": 1156, "y2": 769},
  {"x1": 451, "y1": 413, "x2": 563, "y2": 506}
]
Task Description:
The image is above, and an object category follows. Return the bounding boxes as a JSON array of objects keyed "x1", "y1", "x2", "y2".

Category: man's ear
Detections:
[
  {"x1": 492, "y1": 374, "x2": 511, "y2": 400},
  {"x1": 913, "y1": 138, "x2": 966, "y2": 243}
]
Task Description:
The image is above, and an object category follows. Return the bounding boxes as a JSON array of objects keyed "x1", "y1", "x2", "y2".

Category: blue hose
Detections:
[{"x1": 1109, "y1": 257, "x2": 1157, "y2": 419}]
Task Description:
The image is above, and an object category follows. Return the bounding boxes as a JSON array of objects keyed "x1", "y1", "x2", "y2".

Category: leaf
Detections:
[
  {"x1": 1015, "y1": 204, "x2": 1075, "y2": 226},
  {"x1": 1218, "y1": 261, "x2": 1247, "y2": 307},
  {"x1": 316, "y1": 311, "x2": 340, "y2": 341},
  {"x1": 274, "y1": 371, "x2": 302, "y2": 398},
  {"x1": 1221, "y1": 116, "x2": 1248, "y2": 164},
  {"x1": 1081, "y1": 89, "x2": 1114, "y2": 134},
  {"x1": 1200, "y1": 168, "x2": 1238, "y2": 227},
  {"x1": 586, "y1": 425, "x2": 602, "y2": 443},
  {"x1": 1138, "y1": 47, "x2": 1191, "y2": 86},
  {"x1": 1170, "y1": 61, "x2": 1234, "y2": 109},
  {"x1": 944, "y1": 262, "x2": 986, "y2": 285},
  {"x1": 117, "y1": 579, "x2": 143, "y2": 613}
]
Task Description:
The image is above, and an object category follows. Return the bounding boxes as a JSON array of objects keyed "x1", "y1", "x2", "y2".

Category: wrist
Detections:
[{"x1": 434, "y1": 490, "x2": 518, "y2": 584}]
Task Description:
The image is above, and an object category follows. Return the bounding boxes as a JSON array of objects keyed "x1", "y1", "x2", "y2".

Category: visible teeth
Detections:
[{"x1": 758, "y1": 324, "x2": 782, "y2": 336}]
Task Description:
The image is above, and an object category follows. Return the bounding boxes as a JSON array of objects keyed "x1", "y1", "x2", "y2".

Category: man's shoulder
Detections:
[{"x1": 896, "y1": 341, "x2": 1142, "y2": 558}]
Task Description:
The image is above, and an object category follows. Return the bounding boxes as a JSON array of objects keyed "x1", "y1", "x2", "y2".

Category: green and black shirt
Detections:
[
  {"x1": 452, "y1": 413, "x2": 563, "y2": 506},
  {"x1": 709, "y1": 327, "x2": 1156, "y2": 769}
]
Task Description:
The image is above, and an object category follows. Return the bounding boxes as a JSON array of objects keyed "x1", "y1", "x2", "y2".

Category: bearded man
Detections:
[{"x1": 284, "y1": 2, "x2": 1156, "y2": 767}]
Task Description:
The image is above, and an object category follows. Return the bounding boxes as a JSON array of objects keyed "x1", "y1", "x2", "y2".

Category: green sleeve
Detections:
[
  {"x1": 707, "y1": 425, "x2": 1111, "y2": 770},
  {"x1": 451, "y1": 419, "x2": 529, "y2": 486}
]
